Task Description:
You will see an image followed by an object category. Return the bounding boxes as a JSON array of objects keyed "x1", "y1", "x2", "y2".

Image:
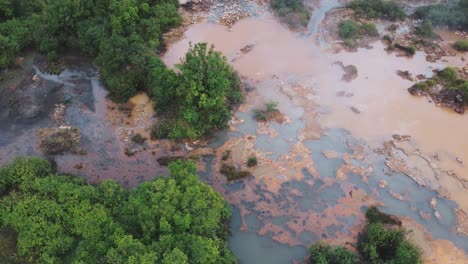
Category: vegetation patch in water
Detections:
[
  {"x1": 270, "y1": 0, "x2": 311, "y2": 28},
  {"x1": 453, "y1": 40, "x2": 468, "y2": 52},
  {"x1": 0, "y1": 157, "x2": 235, "y2": 263},
  {"x1": 131, "y1": 133, "x2": 146, "y2": 144},
  {"x1": 253, "y1": 101, "x2": 285, "y2": 123},
  {"x1": 348, "y1": 0, "x2": 405, "y2": 21},
  {"x1": 220, "y1": 163, "x2": 251, "y2": 181},
  {"x1": 339, "y1": 20, "x2": 379, "y2": 48},
  {"x1": 414, "y1": 21, "x2": 436, "y2": 39},
  {"x1": 39, "y1": 126, "x2": 81, "y2": 155},
  {"x1": 308, "y1": 207, "x2": 422, "y2": 264},
  {"x1": 247, "y1": 156, "x2": 258, "y2": 167},
  {"x1": 408, "y1": 67, "x2": 468, "y2": 114},
  {"x1": 393, "y1": 43, "x2": 416, "y2": 56}
]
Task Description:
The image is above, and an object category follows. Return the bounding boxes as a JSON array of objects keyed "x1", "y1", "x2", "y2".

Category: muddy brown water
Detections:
[
  {"x1": 163, "y1": 8, "x2": 468, "y2": 263},
  {"x1": 1, "y1": 1, "x2": 468, "y2": 263}
]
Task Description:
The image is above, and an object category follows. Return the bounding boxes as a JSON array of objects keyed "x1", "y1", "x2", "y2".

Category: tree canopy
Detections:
[
  {"x1": 0, "y1": 0, "x2": 181, "y2": 102},
  {"x1": 0, "y1": 157, "x2": 235, "y2": 264},
  {"x1": 152, "y1": 43, "x2": 243, "y2": 139},
  {"x1": 308, "y1": 207, "x2": 422, "y2": 264}
]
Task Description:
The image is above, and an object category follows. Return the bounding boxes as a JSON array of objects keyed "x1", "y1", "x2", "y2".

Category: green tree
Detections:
[
  {"x1": 153, "y1": 43, "x2": 243, "y2": 139},
  {"x1": 0, "y1": 157, "x2": 235, "y2": 264}
]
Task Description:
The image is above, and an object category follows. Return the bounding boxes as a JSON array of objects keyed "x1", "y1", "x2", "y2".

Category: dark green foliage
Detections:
[
  {"x1": 0, "y1": 0, "x2": 182, "y2": 101},
  {"x1": 266, "y1": 101, "x2": 279, "y2": 113},
  {"x1": 348, "y1": 0, "x2": 405, "y2": 21},
  {"x1": 339, "y1": 20, "x2": 379, "y2": 47},
  {"x1": 131, "y1": 133, "x2": 146, "y2": 144},
  {"x1": 358, "y1": 223, "x2": 422, "y2": 264},
  {"x1": 308, "y1": 207, "x2": 422, "y2": 264},
  {"x1": 365, "y1": 206, "x2": 401, "y2": 225},
  {"x1": 253, "y1": 109, "x2": 268, "y2": 121},
  {"x1": 415, "y1": 21, "x2": 436, "y2": 38},
  {"x1": 270, "y1": 0, "x2": 311, "y2": 28},
  {"x1": 153, "y1": 43, "x2": 243, "y2": 139},
  {"x1": 438, "y1": 67, "x2": 458, "y2": 82},
  {"x1": 309, "y1": 242, "x2": 358, "y2": 264},
  {"x1": 253, "y1": 101, "x2": 282, "y2": 122},
  {"x1": 394, "y1": 43, "x2": 416, "y2": 55},
  {"x1": 247, "y1": 156, "x2": 258, "y2": 167},
  {"x1": 360, "y1": 23, "x2": 379, "y2": 37},
  {"x1": 415, "y1": 0, "x2": 468, "y2": 30},
  {"x1": 453, "y1": 40, "x2": 468, "y2": 51},
  {"x1": 409, "y1": 67, "x2": 468, "y2": 107},
  {"x1": 220, "y1": 164, "x2": 251, "y2": 181},
  {"x1": 339, "y1": 20, "x2": 360, "y2": 39},
  {"x1": 222, "y1": 151, "x2": 231, "y2": 161},
  {"x1": 0, "y1": 157, "x2": 235, "y2": 263}
]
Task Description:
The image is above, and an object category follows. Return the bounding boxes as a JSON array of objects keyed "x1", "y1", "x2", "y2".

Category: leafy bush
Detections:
[
  {"x1": 348, "y1": 0, "x2": 405, "y2": 21},
  {"x1": 360, "y1": 23, "x2": 379, "y2": 37},
  {"x1": 415, "y1": 0, "x2": 468, "y2": 30},
  {"x1": 453, "y1": 40, "x2": 468, "y2": 51},
  {"x1": 253, "y1": 109, "x2": 268, "y2": 121},
  {"x1": 438, "y1": 67, "x2": 458, "y2": 82},
  {"x1": 309, "y1": 242, "x2": 358, "y2": 264},
  {"x1": 153, "y1": 43, "x2": 243, "y2": 139},
  {"x1": 339, "y1": 20, "x2": 379, "y2": 47},
  {"x1": 220, "y1": 164, "x2": 251, "y2": 181},
  {"x1": 415, "y1": 21, "x2": 436, "y2": 38},
  {"x1": 131, "y1": 133, "x2": 146, "y2": 144},
  {"x1": 247, "y1": 156, "x2": 258, "y2": 167},
  {"x1": 270, "y1": 0, "x2": 311, "y2": 28},
  {"x1": 339, "y1": 20, "x2": 360, "y2": 39},
  {"x1": 394, "y1": 43, "x2": 416, "y2": 55},
  {"x1": 366, "y1": 206, "x2": 401, "y2": 225},
  {"x1": 266, "y1": 101, "x2": 279, "y2": 113},
  {"x1": 308, "y1": 207, "x2": 422, "y2": 264},
  {"x1": 358, "y1": 222, "x2": 422, "y2": 264},
  {"x1": 0, "y1": 157, "x2": 236, "y2": 264}
]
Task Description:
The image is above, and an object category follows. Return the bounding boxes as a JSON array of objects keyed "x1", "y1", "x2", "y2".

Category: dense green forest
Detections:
[
  {"x1": 0, "y1": 157, "x2": 235, "y2": 264},
  {"x1": 0, "y1": 0, "x2": 181, "y2": 101},
  {"x1": 0, "y1": 0, "x2": 243, "y2": 139},
  {"x1": 415, "y1": 0, "x2": 468, "y2": 30}
]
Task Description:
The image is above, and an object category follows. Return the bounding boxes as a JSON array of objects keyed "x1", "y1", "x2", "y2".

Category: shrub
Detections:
[
  {"x1": 270, "y1": 0, "x2": 311, "y2": 28},
  {"x1": 247, "y1": 156, "x2": 258, "y2": 167},
  {"x1": 307, "y1": 207, "x2": 422, "y2": 264},
  {"x1": 438, "y1": 67, "x2": 458, "y2": 82},
  {"x1": 266, "y1": 101, "x2": 279, "y2": 113},
  {"x1": 253, "y1": 109, "x2": 268, "y2": 122},
  {"x1": 453, "y1": 40, "x2": 468, "y2": 51},
  {"x1": 309, "y1": 242, "x2": 358, "y2": 264},
  {"x1": 366, "y1": 206, "x2": 401, "y2": 225},
  {"x1": 394, "y1": 43, "x2": 416, "y2": 55},
  {"x1": 415, "y1": 21, "x2": 436, "y2": 38},
  {"x1": 339, "y1": 20, "x2": 360, "y2": 39},
  {"x1": 360, "y1": 23, "x2": 379, "y2": 36},
  {"x1": 220, "y1": 164, "x2": 251, "y2": 181},
  {"x1": 153, "y1": 43, "x2": 243, "y2": 139},
  {"x1": 358, "y1": 223, "x2": 422, "y2": 264},
  {"x1": 131, "y1": 133, "x2": 146, "y2": 144},
  {"x1": 348, "y1": 0, "x2": 405, "y2": 21}
]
